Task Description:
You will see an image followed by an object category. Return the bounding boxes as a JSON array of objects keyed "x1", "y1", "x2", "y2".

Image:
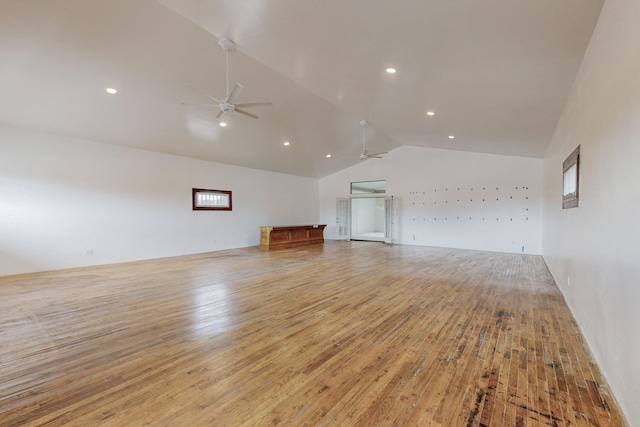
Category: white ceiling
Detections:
[{"x1": 0, "y1": 0, "x2": 603, "y2": 178}]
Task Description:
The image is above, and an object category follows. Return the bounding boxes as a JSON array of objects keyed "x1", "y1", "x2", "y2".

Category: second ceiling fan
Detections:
[
  {"x1": 354, "y1": 120, "x2": 387, "y2": 160},
  {"x1": 183, "y1": 38, "x2": 273, "y2": 120}
]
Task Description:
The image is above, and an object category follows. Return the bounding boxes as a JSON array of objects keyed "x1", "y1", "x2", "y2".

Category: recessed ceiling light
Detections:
[
  {"x1": 283, "y1": 141, "x2": 290, "y2": 146},
  {"x1": 106, "y1": 88, "x2": 117, "y2": 94},
  {"x1": 219, "y1": 122, "x2": 227, "y2": 127},
  {"x1": 386, "y1": 67, "x2": 397, "y2": 74},
  {"x1": 448, "y1": 135, "x2": 455, "y2": 139},
  {"x1": 426, "y1": 111, "x2": 435, "y2": 116},
  {"x1": 326, "y1": 154, "x2": 332, "y2": 158}
]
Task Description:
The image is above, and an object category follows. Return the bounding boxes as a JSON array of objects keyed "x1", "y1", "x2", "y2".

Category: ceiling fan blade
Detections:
[
  {"x1": 234, "y1": 102, "x2": 273, "y2": 108},
  {"x1": 367, "y1": 151, "x2": 388, "y2": 157},
  {"x1": 181, "y1": 102, "x2": 218, "y2": 107},
  {"x1": 226, "y1": 83, "x2": 244, "y2": 103},
  {"x1": 234, "y1": 108, "x2": 258, "y2": 119},
  {"x1": 216, "y1": 110, "x2": 225, "y2": 119},
  {"x1": 184, "y1": 83, "x2": 221, "y2": 103},
  {"x1": 367, "y1": 155, "x2": 384, "y2": 159}
]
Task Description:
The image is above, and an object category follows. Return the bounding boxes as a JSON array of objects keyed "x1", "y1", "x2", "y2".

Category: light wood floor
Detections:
[{"x1": 0, "y1": 242, "x2": 627, "y2": 426}]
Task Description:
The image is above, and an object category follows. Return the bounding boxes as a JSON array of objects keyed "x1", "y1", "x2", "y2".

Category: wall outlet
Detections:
[
  {"x1": 567, "y1": 277, "x2": 570, "y2": 287},
  {"x1": 86, "y1": 249, "x2": 93, "y2": 255}
]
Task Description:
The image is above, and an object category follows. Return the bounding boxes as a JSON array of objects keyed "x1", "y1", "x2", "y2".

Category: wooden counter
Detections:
[{"x1": 259, "y1": 224, "x2": 326, "y2": 250}]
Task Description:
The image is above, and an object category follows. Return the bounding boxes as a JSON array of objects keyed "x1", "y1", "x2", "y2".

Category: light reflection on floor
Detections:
[{"x1": 190, "y1": 283, "x2": 232, "y2": 338}]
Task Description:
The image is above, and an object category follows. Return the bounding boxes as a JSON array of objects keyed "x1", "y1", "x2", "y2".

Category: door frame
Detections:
[{"x1": 336, "y1": 195, "x2": 398, "y2": 244}]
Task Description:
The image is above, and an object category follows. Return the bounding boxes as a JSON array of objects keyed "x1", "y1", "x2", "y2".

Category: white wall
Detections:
[
  {"x1": 320, "y1": 145, "x2": 543, "y2": 254},
  {"x1": 0, "y1": 126, "x2": 319, "y2": 276},
  {"x1": 542, "y1": 0, "x2": 640, "y2": 423}
]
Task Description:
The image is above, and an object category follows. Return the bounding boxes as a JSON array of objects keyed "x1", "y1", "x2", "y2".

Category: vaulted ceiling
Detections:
[{"x1": 0, "y1": 0, "x2": 603, "y2": 178}]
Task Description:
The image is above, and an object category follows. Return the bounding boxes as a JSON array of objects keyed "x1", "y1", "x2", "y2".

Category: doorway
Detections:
[
  {"x1": 336, "y1": 196, "x2": 397, "y2": 243},
  {"x1": 351, "y1": 197, "x2": 386, "y2": 242}
]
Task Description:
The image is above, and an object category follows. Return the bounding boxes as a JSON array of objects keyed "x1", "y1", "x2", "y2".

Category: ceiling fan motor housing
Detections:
[{"x1": 220, "y1": 102, "x2": 235, "y2": 113}]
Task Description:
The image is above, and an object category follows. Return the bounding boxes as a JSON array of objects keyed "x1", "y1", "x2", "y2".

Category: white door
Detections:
[
  {"x1": 336, "y1": 198, "x2": 351, "y2": 240},
  {"x1": 384, "y1": 196, "x2": 399, "y2": 244}
]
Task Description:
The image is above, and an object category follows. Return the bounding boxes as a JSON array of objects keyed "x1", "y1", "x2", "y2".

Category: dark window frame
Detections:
[
  {"x1": 562, "y1": 146, "x2": 580, "y2": 209},
  {"x1": 192, "y1": 188, "x2": 232, "y2": 211}
]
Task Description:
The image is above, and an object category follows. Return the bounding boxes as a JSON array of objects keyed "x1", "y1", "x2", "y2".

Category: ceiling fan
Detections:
[
  {"x1": 182, "y1": 38, "x2": 273, "y2": 119},
  {"x1": 352, "y1": 120, "x2": 388, "y2": 160}
]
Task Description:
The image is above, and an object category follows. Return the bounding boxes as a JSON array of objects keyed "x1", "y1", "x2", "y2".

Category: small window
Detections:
[
  {"x1": 192, "y1": 188, "x2": 232, "y2": 211},
  {"x1": 351, "y1": 180, "x2": 386, "y2": 194},
  {"x1": 562, "y1": 146, "x2": 580, "y2": 209}
]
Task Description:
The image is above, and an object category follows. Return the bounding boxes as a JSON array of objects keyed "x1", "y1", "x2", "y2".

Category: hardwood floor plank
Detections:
[
  {"x1": 430, "y1": 285, "x2": 498, "y2": 425},
  {"x1": 0, "y1": 242, "x2": 628, "y2": 426}
]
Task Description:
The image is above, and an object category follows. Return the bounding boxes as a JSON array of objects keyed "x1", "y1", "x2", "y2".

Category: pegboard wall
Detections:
[
  {"x1": 407, "y1": 185, "x2": 532, "y2": 223},
  {"x1": 403, "y1": 184, "x2": 537, "y2": 253}
]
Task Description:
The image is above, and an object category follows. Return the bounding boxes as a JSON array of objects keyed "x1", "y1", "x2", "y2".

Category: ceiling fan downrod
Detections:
[{"x1": 218, "y1": 38, "x2": 235, "y2": 99}]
